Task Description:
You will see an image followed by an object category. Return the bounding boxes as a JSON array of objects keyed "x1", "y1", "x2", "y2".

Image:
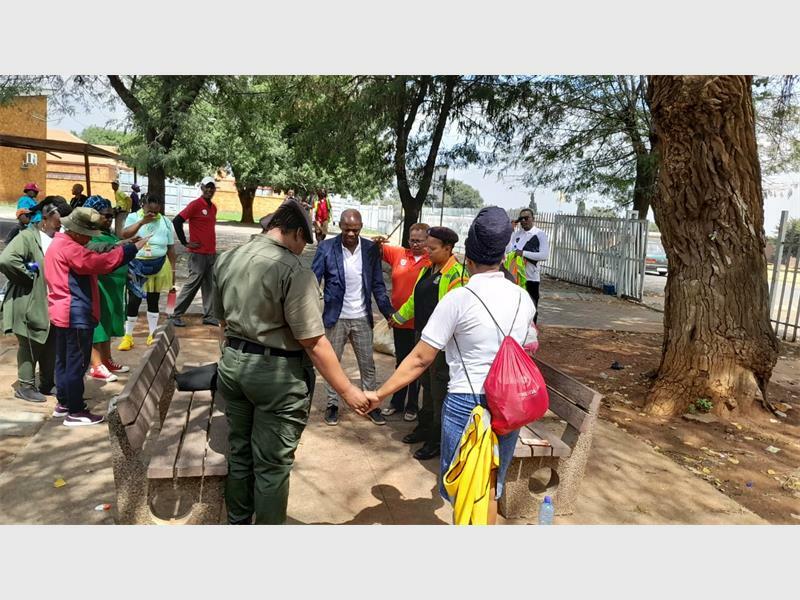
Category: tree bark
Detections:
[
  {"x1": 237, "y1": 186, "x2": 257, "y2": 224},
  {"x1": 147, "y1": 164, "x2": 166, "y2": 205},
  {"x1": 631, "y1": 148, "x2": 657, "y2": 217},
  {"x1": 645, "y1": 75, "x2": 779, "y2": 418}
]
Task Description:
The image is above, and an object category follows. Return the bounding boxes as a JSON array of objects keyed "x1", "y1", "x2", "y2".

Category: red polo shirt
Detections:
[
  {"x1": 178, "y1": 197, "x2": 217, "y2": 254},
  {"x1": 383, "y1": 245, "x2": 431, "y2": 330}
]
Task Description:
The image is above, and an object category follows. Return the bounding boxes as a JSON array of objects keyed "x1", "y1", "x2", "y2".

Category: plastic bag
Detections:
[
  {"x1": 484, "y1": 335, "x2": 549, "y2": 436},
  {"x1": 373, "y1": 319, "x2": 395, "y2": 356}
]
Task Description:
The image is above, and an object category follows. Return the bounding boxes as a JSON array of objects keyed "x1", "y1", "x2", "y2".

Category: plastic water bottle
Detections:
[{"x1": 538, "y1": 495, "x2": 555, "y2": 525}]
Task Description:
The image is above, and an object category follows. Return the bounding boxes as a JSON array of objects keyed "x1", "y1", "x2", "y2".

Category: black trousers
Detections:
[
  {"x1": 127, "y1": 290, "x2": 161, "y2": 316},
  {"x1": 389, "y1": 328, "x2": 419, "y2": 412},
  {"x1": 526, "y1": 280, "x2": 540, "y2": 323},
  {"x1": 54, "y1": 326, "x2": 93, "y2": 414},
  {"x1": 413, "y1": 346, "x2": 449, "y2": 446}
]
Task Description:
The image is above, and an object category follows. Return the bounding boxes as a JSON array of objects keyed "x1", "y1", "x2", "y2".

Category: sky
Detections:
[{"x1": 47, "y1": 92, "x2": 798, "y2": 233}]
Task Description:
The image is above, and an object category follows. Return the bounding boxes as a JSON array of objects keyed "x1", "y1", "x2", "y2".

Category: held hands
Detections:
[
  {"x1": 341, "y1": 383, "x2": 371, "y2": 416},
  {"x1": 364, "y1": 390, "x2": 382, "y2": 412}
]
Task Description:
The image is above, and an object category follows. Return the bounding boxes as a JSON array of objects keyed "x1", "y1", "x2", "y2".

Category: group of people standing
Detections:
[
  {"x1": 212, "y1": 197, "x2": 548, "y2": 525},
  {"x1": 1, "y1": 177, "x2": 222, "y2": 424}
]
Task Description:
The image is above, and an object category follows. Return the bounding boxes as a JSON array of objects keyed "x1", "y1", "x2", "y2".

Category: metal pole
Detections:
[
  {"x1": 84, "y1": 149, "x2": 91, "y2": 196},
  {"x1": 769, "y1": 210, "x2": 790, "y2": 324},
  {"x1": 439, "y1": 171, "x2": 447, "y2": 227}
]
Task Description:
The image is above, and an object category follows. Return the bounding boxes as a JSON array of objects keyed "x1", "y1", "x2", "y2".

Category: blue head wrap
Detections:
[{"x1": 83, "y1": 195, "x2": 112, "y2": 212}]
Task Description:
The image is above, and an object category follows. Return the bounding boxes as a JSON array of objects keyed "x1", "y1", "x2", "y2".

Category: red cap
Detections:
[{"x1": 23, "y1": 182, "x2": 40, "y2": 192}]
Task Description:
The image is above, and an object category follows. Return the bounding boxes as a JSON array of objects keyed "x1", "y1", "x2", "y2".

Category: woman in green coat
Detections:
[
  {"x1": 0, "y1": 198, "x2": 63, "y2": 402},
  {"x1": 84, "y1": 196, "x2": 131, "y2": 382}
]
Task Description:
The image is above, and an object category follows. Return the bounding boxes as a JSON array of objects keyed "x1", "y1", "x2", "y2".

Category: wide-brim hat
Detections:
[
  {"x1": 261, "y1": 198, "x2": 313, "y2": 242},
  {"x1": 61, "y1": 207, "x2": 103, "y2": 237}
]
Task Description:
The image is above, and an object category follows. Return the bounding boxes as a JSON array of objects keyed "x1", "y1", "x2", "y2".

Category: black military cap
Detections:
[{"x1": 260, "y1": 198, "x2": 313, "y2": 242}]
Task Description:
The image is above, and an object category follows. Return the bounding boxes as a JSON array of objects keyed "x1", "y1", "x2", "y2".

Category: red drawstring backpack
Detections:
[{"x1": 455, "y1": 288, "x2": 549, "y2": 435}]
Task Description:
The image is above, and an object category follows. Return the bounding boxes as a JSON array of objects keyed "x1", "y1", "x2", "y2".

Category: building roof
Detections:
[
  {"x1": 44, "y1": 129, "x2": 122, "y2": 167},
  {"x1": 0, "y1": 131, "x2": 120, "y2": 161}
]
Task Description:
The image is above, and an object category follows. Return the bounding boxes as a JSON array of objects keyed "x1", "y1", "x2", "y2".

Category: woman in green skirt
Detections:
[{"x1": 83, "y1": 196, "x2": 131, "y2": 382}]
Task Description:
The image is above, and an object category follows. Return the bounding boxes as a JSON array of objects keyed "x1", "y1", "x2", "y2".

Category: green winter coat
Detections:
[{"x1": 0, "y1": 227, "x2": 51, "y2": 343}]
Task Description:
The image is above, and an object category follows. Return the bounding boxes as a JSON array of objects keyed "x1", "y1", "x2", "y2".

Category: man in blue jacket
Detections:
[{"x1": 312, "y1": 209, "x2": 395, "y2": 426}]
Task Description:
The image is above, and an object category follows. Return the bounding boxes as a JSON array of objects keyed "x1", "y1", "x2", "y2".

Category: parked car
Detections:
[{"x1": 646, "y1": 237, "x2": 668, "y2": 276}]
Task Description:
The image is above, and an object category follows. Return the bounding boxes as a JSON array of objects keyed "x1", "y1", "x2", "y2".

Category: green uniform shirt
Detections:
[{"x1": 213, "y1": 234, "x2": 324, "y2": 351}]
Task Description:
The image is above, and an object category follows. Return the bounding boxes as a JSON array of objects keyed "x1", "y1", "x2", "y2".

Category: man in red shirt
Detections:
[
  {"x1": 170, "y1": 176, "x2": 219, "y2": 327},
  {"x1": 376, "y1": 223, "x2": 430, "y2": 421}
]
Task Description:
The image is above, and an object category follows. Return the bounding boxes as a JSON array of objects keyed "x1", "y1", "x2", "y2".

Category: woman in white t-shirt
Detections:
[{"x1": 371, "y1": 206, "x2": 536, "y2": 524}]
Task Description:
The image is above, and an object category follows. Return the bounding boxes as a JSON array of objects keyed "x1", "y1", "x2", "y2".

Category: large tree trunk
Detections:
[
  {"x1": 645, "y1": 75, "x2": 779, "y2": 418},
  {"x1": 631, "y1": 148, "x2": 657, "y2": 217},
  {"x1": 147, "y1": 164, "x2": 166, "y2": 204},
  {"x1": 400, "y1": 199, "x2": 421, "y2": 247},
  {"x1": 237, "y1": 186, "x2": 257, "y2": 224}
]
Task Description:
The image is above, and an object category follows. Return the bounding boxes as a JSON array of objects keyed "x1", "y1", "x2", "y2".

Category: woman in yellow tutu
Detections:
[{"x1": 118, "y1": 195, "x2": 176, "y2": 349}]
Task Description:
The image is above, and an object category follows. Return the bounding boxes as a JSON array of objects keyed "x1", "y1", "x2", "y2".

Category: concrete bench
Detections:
[
  {"x1": 106, "y1": 322, "x2": 180, "y2": 523},
  {"x1": 499, "y1": 358, "x2": 602, "y2": 519}
]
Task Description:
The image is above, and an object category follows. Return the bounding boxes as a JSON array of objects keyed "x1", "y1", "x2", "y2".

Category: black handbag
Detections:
[
  {"x1": 175, "y1": 363, "x2": 218, "y2": 392},
  {"x1": 131, "y1": 255, "x2": 166, "y2": 276}
]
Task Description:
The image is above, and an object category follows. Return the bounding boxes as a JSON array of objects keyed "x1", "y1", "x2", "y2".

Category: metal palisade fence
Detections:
[
  {"x1": 769, "y1": 210, "x2": 800, "y2": 341},
  {"x1": 514, "y1": 210, "x2": 649, "y2": 301}
]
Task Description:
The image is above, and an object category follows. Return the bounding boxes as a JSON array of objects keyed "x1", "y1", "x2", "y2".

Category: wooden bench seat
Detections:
[
  {"x1": 144, "y1": 382, "x2": 228, "y2": 524},
  {"x1": 499, "y1": 358, "x2": 602, "y2": 519}
]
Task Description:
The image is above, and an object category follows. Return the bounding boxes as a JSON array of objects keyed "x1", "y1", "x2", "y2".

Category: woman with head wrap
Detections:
[
  {"x1": 390, "y1": 226, "x2": 467, "y2": 461},
  {"x1": 84, "y1": 196, "x2": 131, "y2": 381},
  {"x1": 0, "y1": 197, "x2": 65, "y2": 403},
  {"x1": 369, "y1": 207, "x2": 537, "y2": 524},
  {"x1": 118, "y1": 195, "x2": 176, "y2": 350}
]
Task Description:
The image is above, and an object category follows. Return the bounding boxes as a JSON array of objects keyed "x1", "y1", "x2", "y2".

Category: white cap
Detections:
[{"x1": 200, "y1": 176, "x2": 216, "y2": 187}]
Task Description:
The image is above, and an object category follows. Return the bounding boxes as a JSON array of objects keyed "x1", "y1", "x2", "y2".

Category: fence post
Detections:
[{"x1": 769, "y1": 210, "x2": 790, "y2": 321}]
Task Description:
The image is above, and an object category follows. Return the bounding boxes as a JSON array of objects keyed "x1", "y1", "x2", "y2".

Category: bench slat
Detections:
[
  {"x1": 524, "y1": 421, "x2": 572, "y2": 457},
  {"x1": 204, "y1": 391, "x2": 229, "y2": 477},
  {"x1": 124, "y1": 417, "x2": 150, "y2": 453},
  {"x1": 175, "y1": 390, "x2": 214, "y2": 477},
  {"x1": 147, "y1": 391, "x2": 194, "y2": 479},
  {"x1": 536, "y1": 358, "x2": 601, "y2": 413},
  {"x1": 117, "y1": 334, "x2": 170, "y2": 425},
  {"x1": 547, "y1": 388, "x2": 591, "y2": 432}
]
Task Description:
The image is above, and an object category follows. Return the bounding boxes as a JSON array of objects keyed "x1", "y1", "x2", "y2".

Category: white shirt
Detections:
[
  {"x1": 506, "y1": 226, "x2": 549, "y2": 282},
  {"x1": 340, "y1": 240, "x2": 367, "y2": 319},
  {"x1": 421, "y1": 271, "x2": 536, "y2": 394},
  {"x1": 39, "y1": 230, "x2": 53, "y2": 255}
]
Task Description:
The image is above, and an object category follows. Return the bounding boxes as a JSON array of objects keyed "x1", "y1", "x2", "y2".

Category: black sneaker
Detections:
[
  {"x1": 367, "y1": 408, "x2": 386, "y2": 426},
  {"x1": 414, "y1": 442, "x2": 441, "y2": 461},
  {"x1": 15, "y1": 386, "x2": 46, "y2": 403},
  {"x1": 52, "y1": 403, "x2": 69, "y2": 418},
  {"x1": 40, "y1": 385, "x2": 57, "y2": 397},
  {"x1": 324, "y1": 405, "x2": 339, "y2": 426},
  {"x1": 202, "y1": 317, "x2": 220, "y2": 326},
  {"x1": 402, "y1": 430, "x2": 425, "y2": 444},
  {"x1": 171, "y1": 317, "x2": 186, "y2": 327}
]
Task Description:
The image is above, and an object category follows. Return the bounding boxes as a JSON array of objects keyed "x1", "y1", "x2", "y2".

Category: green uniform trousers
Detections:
[
  {"x1": 413, "y1": 346, "x2": 450, "y2": 445},
  {"x1": 217, "y1": 346, "x2": 314, "y2": 525},
  {"x1": 16, "y1": 331, "x2": 55, "y2": 391}
]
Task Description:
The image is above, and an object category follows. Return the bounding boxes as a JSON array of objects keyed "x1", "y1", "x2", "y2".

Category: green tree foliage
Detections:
[
  {"x1": 444, "y1": 179, "x2": 484, "y2": 209},
  {"x1": 76, "y1": 126, "x2": 132, "y2": 147},
  {"x1": 501, "y1": 76, "x2": 657, "y2": 217}
]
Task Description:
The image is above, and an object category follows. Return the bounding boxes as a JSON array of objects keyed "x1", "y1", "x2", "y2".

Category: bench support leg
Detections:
[
  {"x1": 147, "y1": 476, "x2": 226, "y2": 525},
  {"x1": 107, "y1": 409, "x2": 151, "y2": 525},
  {"x1": 553, "y1": 421, "x2": 597, "y2": 516}
]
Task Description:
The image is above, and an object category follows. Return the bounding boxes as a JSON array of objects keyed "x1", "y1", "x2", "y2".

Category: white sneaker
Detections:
[{"x1": 89, "y1": 364, "x2": 118, "y2": 382}]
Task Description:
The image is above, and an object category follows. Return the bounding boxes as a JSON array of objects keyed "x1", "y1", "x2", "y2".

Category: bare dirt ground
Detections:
[{"x1": 536, "y1": 327, "x2": 800, "y2": 524}]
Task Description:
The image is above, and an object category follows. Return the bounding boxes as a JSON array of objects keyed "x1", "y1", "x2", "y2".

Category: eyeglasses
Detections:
[
  {"x1": 409, "y1": 238, "x2": 426, "y2": 245},
  {"x1": 519, "y1": 215, "x2": 532, "y2": 221}
]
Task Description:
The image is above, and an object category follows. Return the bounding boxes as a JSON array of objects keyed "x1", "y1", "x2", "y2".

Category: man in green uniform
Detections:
[{"x1": 213, "y1": 198, "x2": 376, "y2": 525}]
